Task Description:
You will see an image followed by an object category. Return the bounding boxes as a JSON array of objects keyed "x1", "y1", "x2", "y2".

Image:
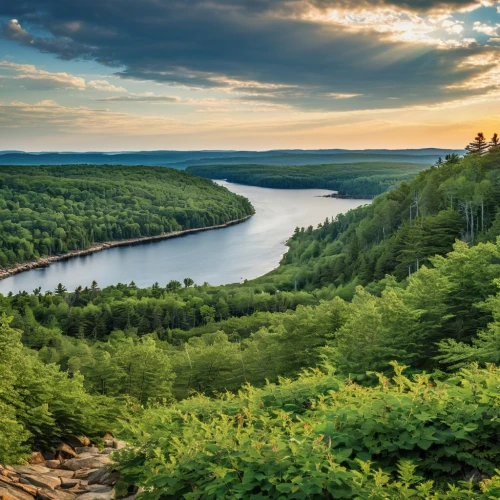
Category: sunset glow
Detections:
[{"x1": 1, "y1": 0, "x2": 499, "y2": 150}]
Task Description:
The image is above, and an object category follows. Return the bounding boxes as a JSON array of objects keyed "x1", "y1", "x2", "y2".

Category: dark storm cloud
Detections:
[
  {"x1": 0, "y1": 0, "x2": 497, "y2": 110},
  {"x1": 1, "y1": 18, "x2": 33, "y2": 44}
]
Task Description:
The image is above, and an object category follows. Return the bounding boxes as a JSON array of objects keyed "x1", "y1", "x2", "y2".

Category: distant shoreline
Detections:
[
  {"x1": 0, "y1": 214, "x2": 253, "y2": 283},
  {"x1": 316, "y1": 193, "x2": 375, "y2": 200}
]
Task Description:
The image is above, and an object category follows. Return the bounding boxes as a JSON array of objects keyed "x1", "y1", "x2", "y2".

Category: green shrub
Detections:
[{"x1": 115, "y1": 363, "x2": 500, "y2": 498}]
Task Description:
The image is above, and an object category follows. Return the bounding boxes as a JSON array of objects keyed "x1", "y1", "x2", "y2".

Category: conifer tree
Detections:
[
  {"x1": 490, "y1": 132, "x2": 499, "y2": 149},
  {"x1": 465, "y1": 132, "x2": 489, "y2": 155}
]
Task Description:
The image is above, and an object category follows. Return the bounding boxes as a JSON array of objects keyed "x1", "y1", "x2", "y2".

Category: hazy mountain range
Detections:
[{"x1": 0, "y1": 149, "x2": 465, "y2": 168}]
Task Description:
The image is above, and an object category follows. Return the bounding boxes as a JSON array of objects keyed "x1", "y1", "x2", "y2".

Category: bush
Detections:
[{"x1": 114, "y1": 363, "x2": 500, "y2": 498}]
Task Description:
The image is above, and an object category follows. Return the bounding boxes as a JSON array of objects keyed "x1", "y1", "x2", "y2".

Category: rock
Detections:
[
  {"x1": 85, "y1": 485, "x2": 113, "y2": 493},
  {"x1": 0, "y1": 477, "x2": 17, "y2": 489},
  {"x1": 2, "y1": 482, "x2": 37, "y2": 497},
  {"x1": 73, "y1": 491, "x2": 114, "y2": 500},
  {"x1": 23, "y1": 474, "x2": 60, "y2": 491},
  {"x1": 72, "y1": 454, "x2": 92, "y2": 460},
  {"x1": 59, "y1": 478, "x2": 79, "y2": 490},
  {"x1": 42, "y1": 471, "x2": 74, "y2": 480},
  {"x1": 103, "y1": 440, "x2": 114, "y2": 449},
  {"x1": 0, "y1": 471, "x2": 17, "y2": 481},
  {"x1": 87, "y1": 468, "x2": 119, "y2": 487},
  {"x1": 0, "y1": 486, "x2": 23, "y2": 500},
  {"x1": 56, "y1": 445, "x2": 77, "y2": 461},
  {"x1": 13, "y1": 466, "x2": 50, "y2": 476},
  {"x1": 112, "y1": 440, "x2": 126, "y2": 450},
  {"x1": 37, "y1": 490, "x2": 76, "y2": 500},
  {"x1": 99, "y1": 450, "x2": 114, "y2": 456},
  {"x1": 64, "y1": 437, "x2": 90, "y2": 449},
  {"x1": 74, "y1": 448, "x2": 99, "y2": 455},
  {"x1": 0, "y1": 485, "x2": 35, "y2": 500},
  {"x1": 62, "y1": 456, "x2": 111, "y2": 472},
  {"x1": 28, "y1": 452, "x2": 45, "y2": 465},
  {"x1": 73, "y1": 470, "x2": 98, "y2": 480},
  {"x1": 43, "y1": 461, "x2": 60, "y2": 469},
  {"x1": 102, "y1": 433, "x2": 114, "y2": 441}
]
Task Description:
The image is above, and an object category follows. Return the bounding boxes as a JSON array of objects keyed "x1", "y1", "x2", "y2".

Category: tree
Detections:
[
  {"x1": 465, "y1": 132, "x2": 489, "y2": 155},
  {"x1": 490, "y1": 133, "x2": 499, "y2": 149},
  {"x1": 166, "y1": 280, "x2": 182, "y2": 293},
  {"x1": 183, "y1": 277, "x2": 194, "y2": 288},
  {"x1": 200, "y1": 305, "x2": 215, "y2": 325},
  {"x1": 55, "y1": 283, "x2": 67, "y2": 295}
]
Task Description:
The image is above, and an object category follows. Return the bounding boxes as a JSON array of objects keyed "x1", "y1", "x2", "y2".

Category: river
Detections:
[{"x1": 0, "y1": 182, "x2": 369, "y2": 294}]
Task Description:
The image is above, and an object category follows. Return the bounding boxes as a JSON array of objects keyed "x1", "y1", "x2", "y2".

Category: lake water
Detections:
[{"x1": 0, "y1": 182, "x2": 369, "y2": 294}]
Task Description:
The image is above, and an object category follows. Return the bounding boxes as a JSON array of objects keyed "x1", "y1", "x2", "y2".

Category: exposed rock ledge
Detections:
[
  {"x1": 0, "y1": 214, "x2": 253, "y2": 282},
  {"x1": 0, "y1": 436, "x2": 134, "y2": 500}
]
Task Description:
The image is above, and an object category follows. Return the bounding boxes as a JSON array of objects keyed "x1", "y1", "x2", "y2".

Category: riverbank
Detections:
[
  {"x1": 317, "y1": 193, "x2": 375, "y2": 200},
  {"x1": 0, "y1": 214, "x2": 253, "y2": 282}
]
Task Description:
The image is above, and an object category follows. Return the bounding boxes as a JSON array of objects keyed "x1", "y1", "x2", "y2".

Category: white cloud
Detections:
[
  {"x1": 447, "y1": 52, "x2": 500, "y2": 90},
  {"x1": 97, "y1": 92, "x2": 179, "y2": 102},
  {"x1": 473, "y1": 21, "x2": 500, "y2": 36},
  {"x1": 442, "y1": 19, "x2": 465, "y2": 34},
  {"x1": 0, "y1": 100, "x2": 186, "y2": 134},
  {"x1": 301, "y1": 7, "x2": 475, "y2": 47},
  {"x1": 0, "y1": 61, "x2": 86, "y2": 90},
  {"x1": 326, "y1": 93, "x2": 363, "y2": 99},
  {"x1": 87, "y1": 80, "x2": 127, "y2": 92},
  {"x1": 0, "y1": 61, "x2": 131, "y2": 94}
]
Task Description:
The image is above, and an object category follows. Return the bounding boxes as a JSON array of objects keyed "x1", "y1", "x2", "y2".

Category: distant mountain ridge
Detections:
[{"x1": 0, "y1": 149, "x2": 464, "y2": 168}]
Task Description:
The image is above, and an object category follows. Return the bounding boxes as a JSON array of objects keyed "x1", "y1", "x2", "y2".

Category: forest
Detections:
[
  {"x1": 186, "y1": 161, "x2": 427, "y2": 197},
  {"x1": 0, "y1": 165, "x2": 254, "y2": 267},
  {"x1": 2, "y1": 135, "x2": 500, "y2": 497}
]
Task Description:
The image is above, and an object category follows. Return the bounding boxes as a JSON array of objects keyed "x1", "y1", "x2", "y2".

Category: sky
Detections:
[{"x1": 0, "y1": 0, "x2": 499, "y2": 151}]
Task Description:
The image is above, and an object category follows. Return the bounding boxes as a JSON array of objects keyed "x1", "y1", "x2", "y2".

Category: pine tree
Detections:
[
  {"x1": 490, "y1": 132, "x2": 499, "y2": 149},
  {"x1": 465, "y1": 132, "x2": 489, "y2": 155}
]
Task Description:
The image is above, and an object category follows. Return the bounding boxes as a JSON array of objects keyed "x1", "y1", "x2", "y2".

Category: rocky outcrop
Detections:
[{"x1": 0, "y1": 437, "x2": 133, "y2": 500}]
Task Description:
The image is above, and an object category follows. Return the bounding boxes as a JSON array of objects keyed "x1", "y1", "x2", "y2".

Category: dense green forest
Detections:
[
  {"x1": 186, "y1": 161, "x2": 427, "y2": 197},
  {"x1": 0, "y1": 165, "x2": 254, "y2": 267},
  {"x1": 2, "y1": 139, "x2": 500, "y2": 497},
  {"x1": 267, "y1": 147, "x2": 500, "y2": 292}
]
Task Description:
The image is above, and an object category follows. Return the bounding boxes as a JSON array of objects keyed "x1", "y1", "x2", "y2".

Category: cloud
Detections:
[
  {"x1": 97, "y1": 93, "x2": 179, "y2": 102},
  {"x1": 1, "y1": 19, "x2": 33, "y2": 44},
  {"x1": 447, "y1": 51, "x2": 500, "y2": 90},
  {"x1": 0, "y1": 99, "x2": 185, "y2": 134},
  {"x1": 0, "y1": 61, "x2": 86, "y2": 90},
  {"x1": 473, "y1": 21, "x2": 500, "y2": 36},
  {"x1": 0, "y1": 61, "x2": 132, "y2": 94},
  {"x1": 87, "y1": 80, "x2": 127, "y2": 92},
  {"x1": 0, "y1": 1, "x2": 499, "y2": 112}
]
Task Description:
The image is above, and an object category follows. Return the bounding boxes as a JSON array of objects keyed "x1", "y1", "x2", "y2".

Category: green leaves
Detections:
[
  {"x1": 0, "y1": 314, "x2": 120, "y2": 462},
  {"x1": 114, "y1": 364, "x2": 500, "y2": 498},
  {"x1": 0, "y1": 165, "x2": 254, "y2": 267}
]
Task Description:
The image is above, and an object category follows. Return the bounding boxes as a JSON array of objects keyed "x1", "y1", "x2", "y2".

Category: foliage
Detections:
[
  {"x1": 0, "y1": 165, "x2": 253, "y2": 267},
  {"x1": 187, "y1": 162, "x2": 427, "y2": 197},
  {"x1": 268, "y1": 146, "x2": 500, "y2": 291},
  {"x1": 114, "y1": 363, "x2": 500, "y2": 499},
  {"x1": 3, "y1": 145, "x2": 500, "y2": 492},
  {"x1": 0, "y1": 313, "x2": 120, "y2": 463}
]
